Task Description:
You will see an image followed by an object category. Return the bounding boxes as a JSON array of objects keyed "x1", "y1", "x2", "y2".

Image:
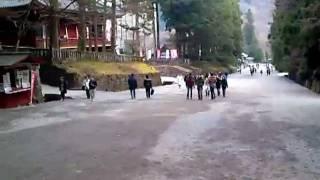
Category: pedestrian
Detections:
[
  {"x1": 260, "y1": 70, "x2": 263, "y2": 76},
  {"x1": 216, "y1": 73, "x2": 222, "y2": 96},
  {"x1": 144, "y1": 75, "x2": 152, "y2": 99},
  {"x1": 128, "y1": 74, "x2": 138, "y2": 99},
  {"x1": 204, "y1": 75, "x2": 210, "y2": 97},
  {"x1": 82, "y1": 75, "x2": 90, "y2": 99},
  {"x1": 59, "y1": 76, "x2": 67, "y2": 101},
  {"x1": 208, "y1": 73, "x2": 217, "y2": 100},
  {"x1": 221, "y1": 74, "x2": 228, "y2": 97},
  {"x1": 196, "y1": 75, "x2": 204, "y2": 100},
  {"x1": 89, "y1": 77, "x2": 97, "y2": 101},
  {"x1": 184, "y1": 73, "x2": 194, "y2": 100}
]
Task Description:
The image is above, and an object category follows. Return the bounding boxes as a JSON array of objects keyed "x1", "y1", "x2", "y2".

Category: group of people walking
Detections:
[
  {"x1": 59, "y1": 72, "x2": 228, "y2": 102},
  {"x1": 59, "y1": 75, "x2": 97, "y2": 101},
  {"x1": 184, "y1": 72, "x2": 228, "y2": 100},
  {"x1": 249, "y1": 64, "x2": 273, "y2": 76},
  {"x1": 82, "y1": 75, "x2": 98, "y2": 101},
  {"x1": 128, "y1": 74, "x2": 153, "y2": 99}
]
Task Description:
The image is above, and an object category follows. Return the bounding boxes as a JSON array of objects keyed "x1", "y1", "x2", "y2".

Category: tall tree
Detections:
[
  {"x1": 271, "y1": 0, "x2": 320, "y2": 86},
  {"x1": 160, "y1": 0, "x2": 243, "y2": 63},
  {"x1": 243, "y1": 9, "x2": 263, "y2": 61}
]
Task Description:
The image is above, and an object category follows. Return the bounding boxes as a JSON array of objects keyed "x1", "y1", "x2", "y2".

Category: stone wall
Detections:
[{"x1": 40, "y1": 64, "x2": 161, "y2": 92}]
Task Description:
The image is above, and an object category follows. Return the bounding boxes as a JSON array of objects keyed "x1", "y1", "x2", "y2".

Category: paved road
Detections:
[{"x1": 1, "y1": 69, "x2": 320, "y2": 180}]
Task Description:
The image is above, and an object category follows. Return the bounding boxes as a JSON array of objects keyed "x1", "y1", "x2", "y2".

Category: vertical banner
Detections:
[
  {"x1": 30, "y1": 71, "x2": 36, "y2": 105},
  {"x1": 157, "y1": 49, "x2": 161, "y2": 59}
]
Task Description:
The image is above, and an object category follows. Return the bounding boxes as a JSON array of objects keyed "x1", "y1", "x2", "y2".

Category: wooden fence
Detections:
[{"x1": 50, "y1": 49, "x2": 144, "y2": 63}]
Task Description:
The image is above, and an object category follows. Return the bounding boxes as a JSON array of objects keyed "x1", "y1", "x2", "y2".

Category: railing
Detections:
[
  {"x1": 51, "y1": 49, "x2": 144, "y2": 64},
  {"x1": 1, "y1": 44, "x2": 149, "y2": 63}
]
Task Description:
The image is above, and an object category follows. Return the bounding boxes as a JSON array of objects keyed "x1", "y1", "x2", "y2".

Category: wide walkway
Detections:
[{"x1": 1, "y1": 68, "x2": 320, "y2": 180}]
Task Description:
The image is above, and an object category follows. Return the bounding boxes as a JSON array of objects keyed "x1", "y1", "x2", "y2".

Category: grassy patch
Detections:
[{"x1": 61, "y1": 60, "x2": 158, "y2": 75}]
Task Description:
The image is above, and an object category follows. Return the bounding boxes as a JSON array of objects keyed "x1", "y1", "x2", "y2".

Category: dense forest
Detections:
[
  {"x1": 159, "y1": 0, "x2": 243, "y2": 64},
  {"x1": 271, "y1": 0, "x2": 320, "y2": 91}
]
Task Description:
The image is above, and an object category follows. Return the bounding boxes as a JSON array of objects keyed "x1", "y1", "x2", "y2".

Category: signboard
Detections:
[
  {"x1": 3, "y1": 72, "x2": 12, "y2": 93},
  {"x1": 0, "y1": 0, "x2": 32, "y2": 8}
]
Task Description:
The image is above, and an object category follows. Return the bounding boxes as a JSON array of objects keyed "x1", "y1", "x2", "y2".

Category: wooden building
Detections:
[
  {"x1": 0, "y1": 0, "x2": 123, "y2": 51},
  {"x1": 0, "y1": 52, "x2": 43, "y2": 108}
]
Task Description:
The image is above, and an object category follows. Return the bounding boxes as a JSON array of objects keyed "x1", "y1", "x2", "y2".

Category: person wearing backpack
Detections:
[
  {"x1": 221, "y1": 75, "x2": 228, "y2": 97},
  {"x1": 128, "y1": 74, "x2": 138, "y2": 99},
  {"x1": 144, "y1": 75, "x2": 152, "y2": 99},
  {"x1": 89, "y1": 77, "x2": 97, "y2": 101}
]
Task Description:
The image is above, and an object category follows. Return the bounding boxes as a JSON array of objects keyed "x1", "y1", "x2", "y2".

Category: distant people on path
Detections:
[
  {"x1": 196, "y1": 75, "x2": 204, "y2": 100},
  {"x1": 208, "y1": 73, "x2": 217, "y2": 100},
  {"x1": 128, "y1": 74, "x2": 138, "y2": 99},
  {"x1": 144, "y1": 75, "x2": 153, "y2": 99},
  {"x1": 184, "y1": 73, "x2": 195, "y2": 100},
  {"x1": 59, "y1": 76, "x2": 68, "y2": 101},
  {"x1": 89, "y1": 77, "x2": 97, "y2": 101},
  {"x1": 216, "y1": 73, "x2": 222, "y2": 96},
  {"x1": 250, "y1": 67, "x2": 254, "y2": 76},
  {"x1": 221, "y1": 74, "x2": 228, "y2": 97},
  {"x1": 267, "y1": 68, "x2": 271, "y2": 76},
  {"x1": 83, "y1": 75, "x2": 90, "y2": 99},
  {"x1": 260, "y1": 70, "x2": 263, "y2": 76}
]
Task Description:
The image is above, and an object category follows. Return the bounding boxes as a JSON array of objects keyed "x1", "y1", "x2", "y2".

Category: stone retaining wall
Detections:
[{"x1": 40, "y1": 64, "x2": 161, "y2": 92}]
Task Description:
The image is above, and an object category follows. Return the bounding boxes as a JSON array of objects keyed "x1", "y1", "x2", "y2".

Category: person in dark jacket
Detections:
[
  {"x1": 196, "y1": 75, "x2": 204, "y2": 100},
  {"x1": 143, "y1": 75, "x2": 152, "y2": 98},
  {"x1": 221, "y1": 75, "x2": 228, "y2": 97},
  {"x1": 89, "y1": 77, "x2": 97, "y2": 101},
  {"x1": 128, "y1": 74, "x2": 138, "y2": 99},
  {"x1": 216, "y1": 73, "x2": 222, "y2": 96},
  {"x1": 59, "y1": 76, "x2": 68, "y2": 101},
  {"x1": 184, "y1": 73, "x2": 194, "y2": 100}
]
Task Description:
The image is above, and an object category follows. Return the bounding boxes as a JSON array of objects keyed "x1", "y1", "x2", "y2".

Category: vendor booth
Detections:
[{"x1": 0, "y1": 52, "x2": 42, "y2": 108}]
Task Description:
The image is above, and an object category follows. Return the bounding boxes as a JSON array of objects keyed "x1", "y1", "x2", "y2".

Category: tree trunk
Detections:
[
  {"x1": 102, "y1": 0, "x2": 107, "y2": 52},
  {"x1": 135, "y1": 13, "x2": 140, "y2": 56},
  {"x1": 78, "y1": 0, "x2": 86, "y2": 52},
  {"x1": 47, "y1": 0, "x2": 59, "y2": 62},
  {"x1": 88, "y1": 23, "x2": 92, "y2": 52},
  {"x1": 111, "y1": 0, "x2": 116, "y2": 54},
  {"x1": 93, "y1": 0, "x2": 98, "y2": 52}
]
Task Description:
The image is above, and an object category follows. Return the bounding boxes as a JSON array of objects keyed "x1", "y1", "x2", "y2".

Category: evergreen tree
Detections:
[{"x1": 159, "y1": 0, "x2": 243, "y2": 64}]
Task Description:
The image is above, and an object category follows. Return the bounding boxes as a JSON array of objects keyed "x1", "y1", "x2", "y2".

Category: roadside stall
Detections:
[{"x1": 0, "y1": 52, "x2": 42, "y2": 108}]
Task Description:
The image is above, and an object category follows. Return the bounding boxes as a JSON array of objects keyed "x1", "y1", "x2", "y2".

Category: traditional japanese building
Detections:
[{"x1": 0, "y1": 0, "x2": 120, "y2": 51}]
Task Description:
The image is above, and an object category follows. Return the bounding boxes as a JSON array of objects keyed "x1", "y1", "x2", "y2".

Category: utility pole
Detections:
[{"x1": 152, "y1": 1, "x2": 157, "y2": 59}]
